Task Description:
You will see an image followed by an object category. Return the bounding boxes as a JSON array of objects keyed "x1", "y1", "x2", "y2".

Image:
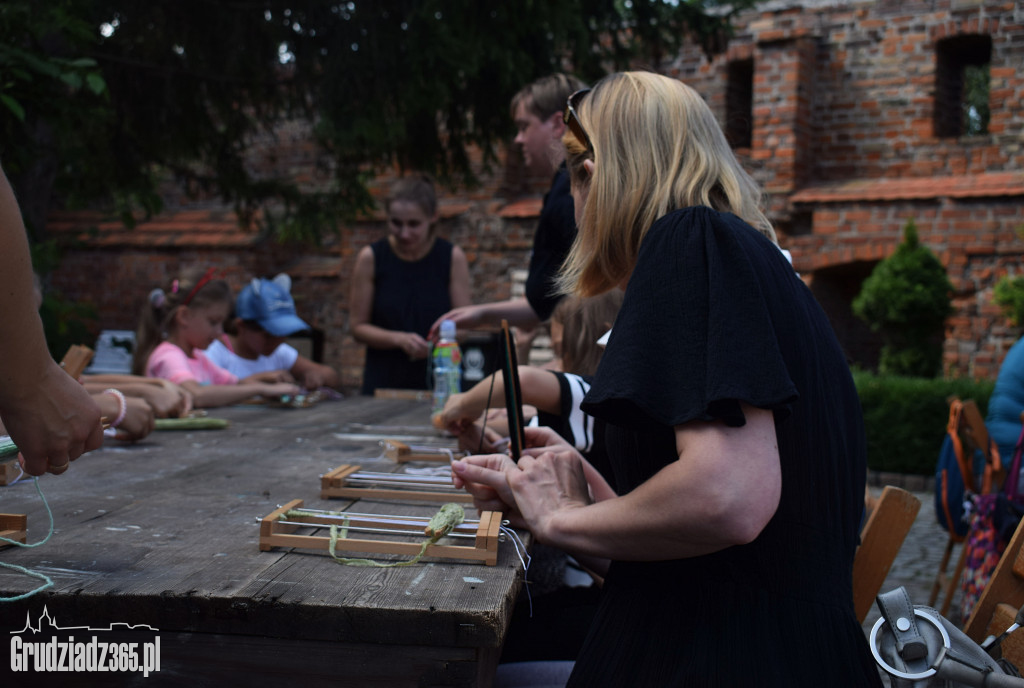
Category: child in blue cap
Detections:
[{"x1": 205, "y1": 274, "x2": 339, "y2": 390}]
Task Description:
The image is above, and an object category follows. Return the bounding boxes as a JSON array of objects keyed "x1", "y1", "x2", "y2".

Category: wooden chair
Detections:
[
  {"x1": 929, "y1": 397, "x2": 1003, "y2": 617},
  {"x1": 60, "y1": 344, "x2": 94, "y2": 379},
  {"x1": 853, "y1": 485, "x2": 921, "y2": 623},
  {"x1": 963, "y1": 515, "x2": 1024, "y2": 669}
]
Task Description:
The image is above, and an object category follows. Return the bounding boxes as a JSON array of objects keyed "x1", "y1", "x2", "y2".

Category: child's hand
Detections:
[
  {"x1": 242, "y1": 370, "x2": 295, "y2": 384},
  {"x1": 299, "y1": 369, "x2": 329, "y2": 390},
  {"x1": 455, "y1": 422, "x2": 506, "y2": 455},
  {"x1": 136, "y1": 381, "x2": 191, "y2": 418},
  {"x1": 111, "y1": 397, "x2": 156, "y2": 442},
  {"x1": 395, "y1": 332, "x2": 430, "y2": 360},
  {"x1": 439, "y1": 392, "x2": 477, "y2": 434},
  {"x1": 260, "y1": 382, "x2": 301, "y2": 399}
]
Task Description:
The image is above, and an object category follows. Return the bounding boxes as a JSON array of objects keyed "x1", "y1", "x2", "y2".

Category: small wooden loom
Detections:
[
  {"x1": 321, "y1": 464, "x2": 473, "y2": 504},
  {"x1": 0, "y1": 514, "x2": 27, "y2": 549},
  {"x1": 0, "y1": 439, "x2": 20, "y2": 486},
  {"x1": 259, "y1": 499, "x2": 503, "y2": 565},
  {"x1": 382, "y1": 439, "x2": 466, "y2": 463}
]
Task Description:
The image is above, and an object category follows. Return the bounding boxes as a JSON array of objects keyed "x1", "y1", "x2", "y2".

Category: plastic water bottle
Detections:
[{"x1": 431, "y1": 319, "x2": 462, "y2": 421}]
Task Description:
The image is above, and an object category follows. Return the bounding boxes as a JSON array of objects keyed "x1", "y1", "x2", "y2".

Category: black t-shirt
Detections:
[
  {"x1": 570, "y1": 207, "x2": 881, "y2": 686},
  {"x1": 525, "y1": 166, "x2": 576, "y2": 322}
]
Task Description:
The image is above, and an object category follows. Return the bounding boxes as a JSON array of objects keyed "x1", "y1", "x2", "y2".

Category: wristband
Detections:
[{"x1": 103, "y1": 388, "x2": 128, "y2": 428}]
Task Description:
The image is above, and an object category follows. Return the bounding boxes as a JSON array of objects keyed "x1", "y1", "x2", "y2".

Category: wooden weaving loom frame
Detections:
[
  {"x1": 259, "y1": 499, "x2": 502, "y2": 565},
  {"x1": 321, "y1": 464, "x2": 474, "y2": 504},
  {"x1": 382, "y1": 439, "x2": 466, "y2": 463},
  {"x1": 0, "y1": 514, "x2": 27, "y2": 549}
]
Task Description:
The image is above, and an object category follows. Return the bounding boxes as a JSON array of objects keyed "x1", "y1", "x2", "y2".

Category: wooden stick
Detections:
[
  {"x1": 373, "y1": 388, "x2": 433, "y2": 402},
  {"x1": 382, "y1": 440, "x2": 465, "y2": 463},
  {"x1": 499, "y1": 320, "x2": 526, "y2": 461}
]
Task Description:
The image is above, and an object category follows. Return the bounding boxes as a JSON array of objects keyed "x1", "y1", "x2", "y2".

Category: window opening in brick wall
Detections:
[
  {"x1": 934, "y1": 34, "x2": 991, "y2": 138},
  {"x1": 782, "y1": 210, "x2": 813, "y2": 237},
  {"x1": 725, "y1": 58, "x2": 754, "y2": 149}
]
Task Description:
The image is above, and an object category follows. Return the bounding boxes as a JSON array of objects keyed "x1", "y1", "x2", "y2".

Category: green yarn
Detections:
[
  {"x1": 0, "y1": 477, "x2": 55, "y2": 602},
  {"x1": 282, "y1": 503, "x2": 466, "y2": 568},
  {"x1": 0, "y1": 436, "x2": 19, "y2": 458}
]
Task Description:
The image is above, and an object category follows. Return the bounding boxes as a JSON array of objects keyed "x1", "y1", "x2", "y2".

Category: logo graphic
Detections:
[{"x1": 9, "y1": 606, "x2": 161, "y2": 677}]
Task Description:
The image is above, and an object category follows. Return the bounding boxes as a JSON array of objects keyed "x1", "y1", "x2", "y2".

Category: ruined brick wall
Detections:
[
  {"x1": 50, "y1": 0, "x2": 1024, "y2": 387},
  {"x1": 666, "y1": 0, "x2": 1024, "y2": 377}
]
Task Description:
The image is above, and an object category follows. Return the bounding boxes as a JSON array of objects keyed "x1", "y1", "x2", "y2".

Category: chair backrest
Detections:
[
  {"x1": 854, "y1": 485, "x2": 922, "y2": 623},
  {"x1": 59, "y1": 344, "x2": 94, "y2": 380},
  {"x1": 963, "y1": 516, "x2": 1024, "y2": 668},
  {"x1": 953, "y1": 396, "x2": 1003, "y2": 493}
]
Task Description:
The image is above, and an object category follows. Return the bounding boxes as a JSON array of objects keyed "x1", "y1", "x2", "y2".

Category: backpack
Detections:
[{"x1": 934, "y1": 399, "x2": 996, "y2": 539}]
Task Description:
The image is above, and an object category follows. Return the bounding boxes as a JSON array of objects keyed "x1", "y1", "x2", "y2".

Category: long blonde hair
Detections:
[{"x1": 560, "y1": 71, "x2": 775, "y2": 297}]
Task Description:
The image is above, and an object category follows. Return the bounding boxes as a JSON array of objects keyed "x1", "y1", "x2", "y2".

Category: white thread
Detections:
[{"x1": 500, "y1": 525, "x2": 533, "y2": 617}]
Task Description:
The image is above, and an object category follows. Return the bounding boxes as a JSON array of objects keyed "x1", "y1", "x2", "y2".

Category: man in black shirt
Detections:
[{"x1": 429, "y1": 73, "x2": 586, "y2": 338}]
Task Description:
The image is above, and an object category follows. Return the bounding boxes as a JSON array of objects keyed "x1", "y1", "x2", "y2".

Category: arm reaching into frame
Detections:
[{"x1": 0, "y1": 162, "x2": 103, "y2": 475}]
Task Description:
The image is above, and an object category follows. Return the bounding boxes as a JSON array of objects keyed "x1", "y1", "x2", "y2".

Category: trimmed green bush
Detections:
[
  {"x1": 852, "y1": 219, "x2": 954, "y2": 377},
  {"x1": 853, "y1": 370, "x2": 995, "y2": 475},
  {"x1": 993, "y1": 275, "x2": 1024, "y2": 328}
]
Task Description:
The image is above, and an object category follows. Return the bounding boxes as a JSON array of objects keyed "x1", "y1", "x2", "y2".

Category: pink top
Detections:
[{"x1": 145, "y1": 341, "x2": 238, "y2": 386}]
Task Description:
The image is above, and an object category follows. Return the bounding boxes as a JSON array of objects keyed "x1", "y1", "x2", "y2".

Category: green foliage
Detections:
[
  {"x1": 854, "y1": 370, "x2": 995, "y2": 475},
  {"x1": 30, "y1": 239, "x2": 98, "y2": 360},
  {"x1": 0, "y1": 0, "x2": 758, "y2": 243},
  {"x1": 963, "y1": 63, "x2": 990, "y2": 136},
  {"x1": 852, "y1": 219, "x2": 954, "y2": 377},
  {"x1": 993, "y1": 275, "x2": 1024, "y2": 328}
]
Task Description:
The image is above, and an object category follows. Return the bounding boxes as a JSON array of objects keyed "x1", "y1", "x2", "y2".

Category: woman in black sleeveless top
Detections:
[{"x1": 349, "y1": 175, "x2": 470, "y2": 395}]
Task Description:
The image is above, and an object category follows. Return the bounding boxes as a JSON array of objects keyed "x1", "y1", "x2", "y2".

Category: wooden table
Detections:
[{"x1": 0, "y1": 397, "x2": 523, "y2": 687}]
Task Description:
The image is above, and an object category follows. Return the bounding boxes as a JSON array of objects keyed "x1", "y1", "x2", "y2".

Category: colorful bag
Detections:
[{"x1": 958, "y1": 425, "x2": 1024, "y2": 624}]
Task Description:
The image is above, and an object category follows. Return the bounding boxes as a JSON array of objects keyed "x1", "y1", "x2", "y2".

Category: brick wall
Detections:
[
  {"x1": 667, "y1": 0, "x2": 1024, "y2": 377},
  {"x1": 49, "y1": 0, "x2": 1024, "y2": 388}
]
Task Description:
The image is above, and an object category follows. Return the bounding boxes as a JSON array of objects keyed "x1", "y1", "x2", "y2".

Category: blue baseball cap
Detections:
[{"x1": 236, "y1": 275, "x2": 310, "y2": 337}]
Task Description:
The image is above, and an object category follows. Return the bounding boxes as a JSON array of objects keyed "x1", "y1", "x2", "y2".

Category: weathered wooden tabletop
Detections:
[{"x1": 0, "y1": 397, "x2": 523, "y2": 687}]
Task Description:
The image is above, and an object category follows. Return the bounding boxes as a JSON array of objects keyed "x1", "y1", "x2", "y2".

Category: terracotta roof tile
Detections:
[
  {"x1": 790, "y1": 172, "x2": 1024, "y2": 204},
  {"x1": 47, "y1": 210, "x2": 259, "y2": 248},
  {"x1": 498, "y1": 197, "x2": 543, "y2": 219}
]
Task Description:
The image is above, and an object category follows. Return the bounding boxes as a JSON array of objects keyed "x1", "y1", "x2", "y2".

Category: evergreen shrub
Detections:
[{"x1": 853, "y1": 370, "x2": 995, "y2": 475}]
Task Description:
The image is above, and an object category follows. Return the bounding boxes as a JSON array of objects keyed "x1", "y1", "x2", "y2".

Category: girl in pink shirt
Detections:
[{"x1": 133, "y1": 267, "x2": 298, "y2": 408}]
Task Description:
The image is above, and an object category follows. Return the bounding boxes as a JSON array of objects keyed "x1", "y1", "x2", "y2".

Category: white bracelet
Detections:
[{"x1": 103, "y1": 388, "x2": 128, "y2": 428}]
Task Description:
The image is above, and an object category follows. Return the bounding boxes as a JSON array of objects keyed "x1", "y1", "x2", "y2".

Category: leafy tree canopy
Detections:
[{"x1": 0, "y1": 0, "x2": 756, "y2": 243}]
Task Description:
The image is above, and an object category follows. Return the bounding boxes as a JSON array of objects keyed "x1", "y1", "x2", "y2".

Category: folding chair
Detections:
[
  {"x1": 928, "y1": 397, "x2": 1003, "y2": 617},
  {"x1": 853, "y1": 485, "x2": 921, "y2": 623}
]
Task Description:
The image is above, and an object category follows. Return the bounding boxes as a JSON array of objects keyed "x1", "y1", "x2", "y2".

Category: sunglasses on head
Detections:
[{"x1": 563, "y1": 88, "x2": 593, "y2": 152}]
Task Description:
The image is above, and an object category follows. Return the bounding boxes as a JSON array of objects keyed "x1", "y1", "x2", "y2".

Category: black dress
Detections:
[
  {"x1": 573, "y1": 207, "x2": 882, "y2": 686},
  {"x1": 360, "y1": 237, "x2": 453, "y2": 395}
]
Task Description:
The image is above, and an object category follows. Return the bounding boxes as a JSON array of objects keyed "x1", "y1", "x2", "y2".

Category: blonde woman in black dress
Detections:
[{"x1": 452, "y1": 72, "x2": 881, "y2": 686}]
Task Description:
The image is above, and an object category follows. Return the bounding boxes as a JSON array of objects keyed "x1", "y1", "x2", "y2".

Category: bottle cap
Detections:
[{"x1": 440, "y1": 319, "x2": 456, "y2": 340}]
